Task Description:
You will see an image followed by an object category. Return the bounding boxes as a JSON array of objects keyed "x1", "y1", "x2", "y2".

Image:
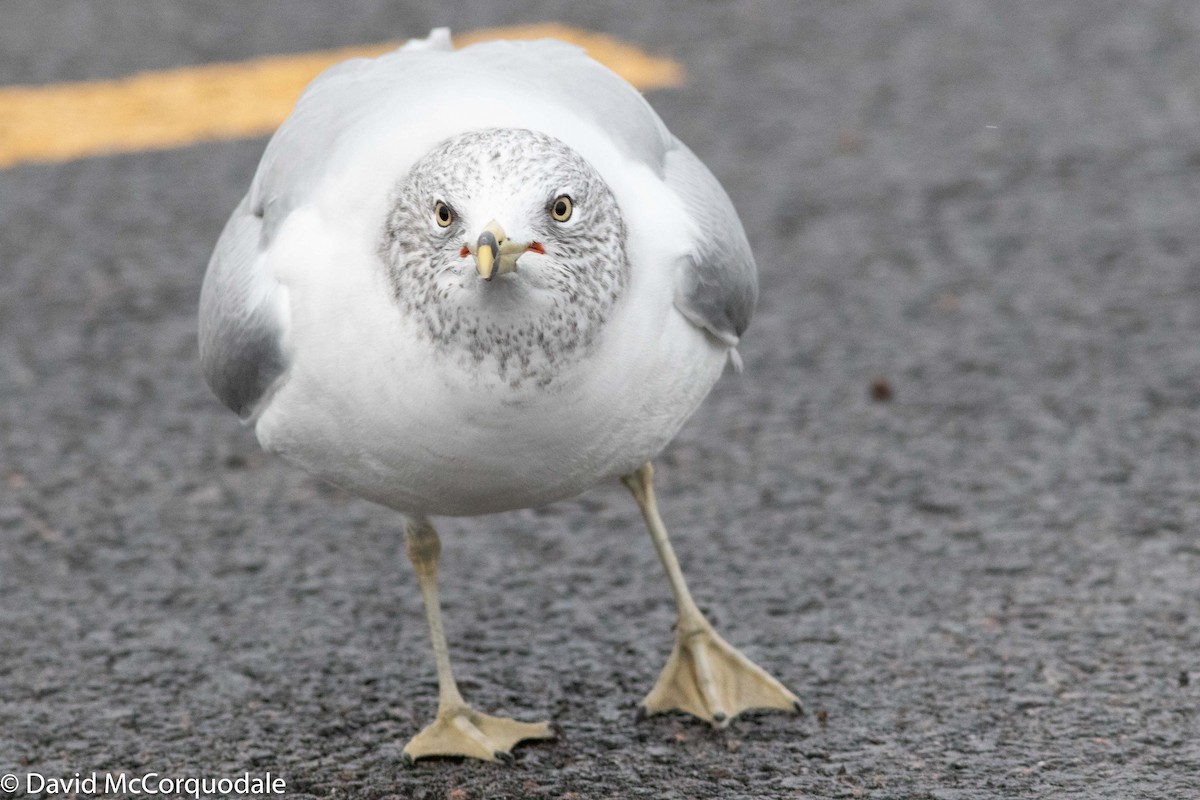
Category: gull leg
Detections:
[
  {"x1": 401, "y1": 516, "x2": 553, "y2": 762},
  {"x1": 622, "y1": 462, "x2": 801, "y2": 728}
]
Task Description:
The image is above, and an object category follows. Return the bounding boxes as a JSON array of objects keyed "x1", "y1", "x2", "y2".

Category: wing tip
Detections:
[{"x1": 728, "y1": 348, "x2": 745, "y2": 374}]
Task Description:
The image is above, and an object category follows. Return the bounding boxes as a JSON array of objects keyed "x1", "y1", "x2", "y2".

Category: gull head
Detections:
[{"x1": 382, "y1": 128, "x2": 630, "y2": 384}]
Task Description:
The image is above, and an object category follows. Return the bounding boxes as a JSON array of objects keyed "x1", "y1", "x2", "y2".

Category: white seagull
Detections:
[{"x1": 199, "y1": 28, "x2": 798, "y2": 762}]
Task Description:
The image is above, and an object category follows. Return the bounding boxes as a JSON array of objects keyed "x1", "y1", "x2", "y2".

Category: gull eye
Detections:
[
  {"x1": 550, "y1": 195, "x2": 573, "y2": 222},
  {"x1": 434, "y1": 201, "x2": 454, "y2": 228}
]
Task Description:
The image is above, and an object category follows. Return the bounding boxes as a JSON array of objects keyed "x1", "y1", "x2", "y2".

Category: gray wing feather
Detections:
[
  {"x1": 198, "y1": 195, "x2": 288, "y2": 419},
  {"x1": 665, "y1": 141, "x2": 758, "y2": 354}
]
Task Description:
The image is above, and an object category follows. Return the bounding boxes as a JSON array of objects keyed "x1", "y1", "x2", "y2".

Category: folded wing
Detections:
[{"x1": 664, "y1": 141, "x2": 758, "y2": 365}]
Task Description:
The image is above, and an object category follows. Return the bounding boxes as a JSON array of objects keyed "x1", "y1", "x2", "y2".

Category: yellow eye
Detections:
[
  {"x1": 550, "y1": 195, "x2": 573, "y2": 222},
  {"x1": 434, "y1": 201, "x2": 453, "y2": 227}
]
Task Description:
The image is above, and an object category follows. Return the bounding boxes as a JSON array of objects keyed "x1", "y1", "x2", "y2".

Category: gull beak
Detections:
[
  {"x1": 474, "y1": 222, "x2": 502, "y2": 281},
  {"x1": 470, "y1": 220, "x2": 539, "y2": 281}
]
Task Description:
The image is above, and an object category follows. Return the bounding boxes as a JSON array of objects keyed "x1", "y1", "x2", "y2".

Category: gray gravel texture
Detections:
[{"x1": 2, "y1": 1, "x2": 1199, "y2": 798}]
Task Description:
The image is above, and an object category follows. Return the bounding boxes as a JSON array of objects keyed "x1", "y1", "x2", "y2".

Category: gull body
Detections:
[
  {"x1": 201, "y1": 31, "x2": 745, "y2": 516},
  {"x1": 199, "y1": 29, "x2": 794, "y2": 761}
]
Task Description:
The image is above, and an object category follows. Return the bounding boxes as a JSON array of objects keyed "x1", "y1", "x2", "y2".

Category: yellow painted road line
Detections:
[{"x1": 0, "y1": 23, "x2": 684, "y2": 170}]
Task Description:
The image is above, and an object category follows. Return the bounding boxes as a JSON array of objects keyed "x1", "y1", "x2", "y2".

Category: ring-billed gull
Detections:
[{"x1": 199, "y1": 28, "x2": 798, "y2": 762}]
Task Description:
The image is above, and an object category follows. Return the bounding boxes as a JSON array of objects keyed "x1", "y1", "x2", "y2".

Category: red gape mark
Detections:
[
  {"x1": 526, "y1": 242, "x2": 545, "y2": 254},
  {"x1": 460, "y1": 245, "x2": 470, "y2": 258}
]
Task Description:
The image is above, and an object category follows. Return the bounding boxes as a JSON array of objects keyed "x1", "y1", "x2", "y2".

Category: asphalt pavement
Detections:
[{"x1": 2, "y1": 1, "x2": 1199, "y2": 798}]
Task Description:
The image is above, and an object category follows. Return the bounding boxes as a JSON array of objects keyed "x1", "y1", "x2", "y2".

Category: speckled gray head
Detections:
[{"x1": 382, "y1": 128, "x2": 629, "y2": 387}]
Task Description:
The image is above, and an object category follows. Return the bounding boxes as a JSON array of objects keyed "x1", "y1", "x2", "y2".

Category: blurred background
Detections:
[{"x1": 2, "y1": 1, "x2": 1199, "y2": 798}]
